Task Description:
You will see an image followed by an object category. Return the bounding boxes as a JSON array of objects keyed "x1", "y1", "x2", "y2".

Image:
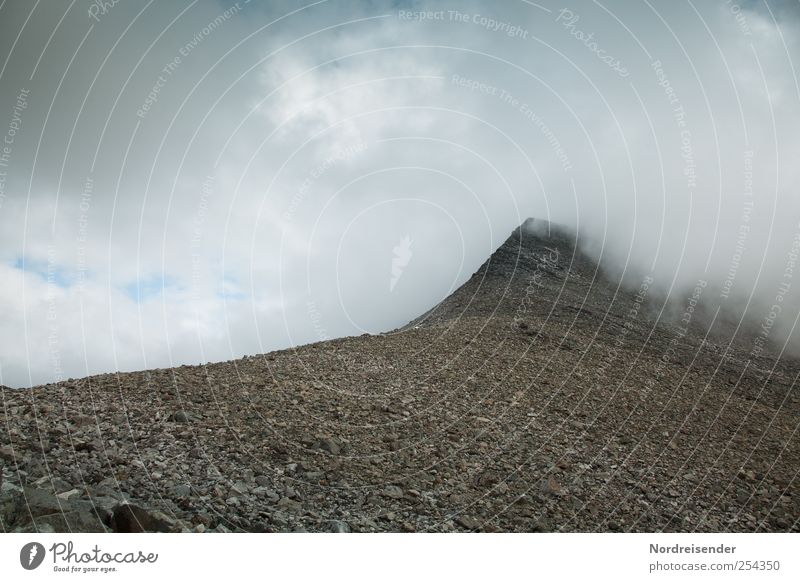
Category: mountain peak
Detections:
[{"x1": 403, "y1": 218, "x2": 599, "y2": 329}]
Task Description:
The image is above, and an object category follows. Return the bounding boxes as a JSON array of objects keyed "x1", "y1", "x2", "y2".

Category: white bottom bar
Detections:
[{"x1": 1, "y1": 533, "x2": 796, "y2": 581}]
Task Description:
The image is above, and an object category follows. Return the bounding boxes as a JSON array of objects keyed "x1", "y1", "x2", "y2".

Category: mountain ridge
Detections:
[{"x1": 1, "y1": 218, "x2": 797, "y2": 533}]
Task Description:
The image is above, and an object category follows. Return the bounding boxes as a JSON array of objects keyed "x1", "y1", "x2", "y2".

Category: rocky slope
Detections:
[{"x1": 1, "y1": 219, "x2": 797, "y2": 532}]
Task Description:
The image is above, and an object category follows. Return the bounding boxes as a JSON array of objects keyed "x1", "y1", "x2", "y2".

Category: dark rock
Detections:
[
  {"x1": 455, "y1": 515, "x2": 480, "y2": 530},
  {"x1": 168, "y1": 411, "x2": 190, "y2": 423},
  {"x1": 110, "y1": 503, "x2": 176, "y2": 533},
  {"x1": 531, "y1": 518, "x2": 551, "y2": 532},
  {"x1": 73, "y1": 440, "x2": 97, "y2": 452},
  {"x1": 315, "y1": 437, "x2": 342, "y2": 455},
  {"x1": 540, "y1": 476, "x2": 566, "y2": 496}
]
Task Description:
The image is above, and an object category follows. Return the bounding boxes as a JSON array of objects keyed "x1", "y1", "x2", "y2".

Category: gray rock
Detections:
[
  {"x1": 56, "y1": 488, "x2": 81, "y2": 500},
  {"x1": 383, "y1": 485, "x2": 404, "y2": 499},
  {"x1": 326, "y1": 519, "x2": 351, "y2": 533},
  {"x1": 1, "y1": 480, "x2": 21, "y2": 495},
  {"x1": 29, "y1": 509, "x2": 109, "y2": 533},
  {"x1": 1, "y1": 486, "x2": 107, "y2": 532},
  {"x1": 276, "y1": 497, "x2": 303, "y2": 513},
  {"x1": 171, "y1": 484, "x2": 192, "y2": 498},
  {"x1": 231, "y1": 481, "x2": 250, "y2": 495},
  {"x1": 15, "y1": 486, "x2": 73, "y2": 516},
  {"x1": 252, "y1": 487, "x2": 280, "y2": 502}
]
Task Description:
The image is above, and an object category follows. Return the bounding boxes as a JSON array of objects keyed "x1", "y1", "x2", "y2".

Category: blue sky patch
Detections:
[
  {"x1": 12, "y1": 256, "x2": 72, "y2": 288},
  {"x1": 217, "y1": 276, "x2": 247, "y2": 300},
  {"x1": 124, "y1": 274, "x2": 176, "y2": 303}
]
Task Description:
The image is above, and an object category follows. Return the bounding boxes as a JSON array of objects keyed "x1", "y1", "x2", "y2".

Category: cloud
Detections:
[{"x1": 0, "y1": 0, "x2": 798, "y2": 386}]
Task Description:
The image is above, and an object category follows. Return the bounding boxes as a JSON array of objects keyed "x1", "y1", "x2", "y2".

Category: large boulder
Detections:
[{"x1": 0, "y1": 486, "x2": 108, "y2": 532}]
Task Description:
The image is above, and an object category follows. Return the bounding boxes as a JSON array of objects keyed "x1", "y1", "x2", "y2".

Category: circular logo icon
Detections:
[{"x1": 20, "y1": 542, "x2": 46, "y2": 570}]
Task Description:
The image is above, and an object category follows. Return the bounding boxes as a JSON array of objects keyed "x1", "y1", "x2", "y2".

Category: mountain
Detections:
[{"x1": 1, "y1": 220, "x2": 797, "y2": 532}]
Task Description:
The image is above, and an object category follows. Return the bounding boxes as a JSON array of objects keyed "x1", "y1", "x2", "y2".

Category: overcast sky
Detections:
[{"x1": 0, "y1": 0, "x2": 798, "y2": 387}]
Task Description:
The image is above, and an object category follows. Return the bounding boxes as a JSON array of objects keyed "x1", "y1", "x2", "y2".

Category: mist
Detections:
[{"x1": 0, "y1": 0, "x2": 798, "y2": 387}]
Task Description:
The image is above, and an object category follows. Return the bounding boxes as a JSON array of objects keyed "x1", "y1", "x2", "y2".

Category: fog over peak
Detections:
[{"x1": 0, "y1": 0, "x2": 798, "y2": 387}]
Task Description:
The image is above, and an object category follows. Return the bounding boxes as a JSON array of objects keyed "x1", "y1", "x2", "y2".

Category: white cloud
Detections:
[{"x1": 0, "y1": 0, "x2": 798, "y2": 386}]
